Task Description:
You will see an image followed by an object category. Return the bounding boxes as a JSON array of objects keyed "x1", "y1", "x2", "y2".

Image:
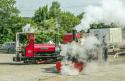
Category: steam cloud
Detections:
[
  {"x1": 58, "y1": 0, "x2": 125, "y2": 75},
  {"x1": 76, "y1": 0, "x2": 125, "y2": 31},
  {"x1": 60, "y1": 35, "x2": 102, "y2": 75},
  {"x1": 22, "y1": 24, "x2": 36, "y2": 33}
]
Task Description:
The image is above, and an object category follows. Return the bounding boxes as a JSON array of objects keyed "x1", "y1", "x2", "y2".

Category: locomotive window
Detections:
[{"x1": 19, "y1": 34, "x2": 29, "y2": 45}]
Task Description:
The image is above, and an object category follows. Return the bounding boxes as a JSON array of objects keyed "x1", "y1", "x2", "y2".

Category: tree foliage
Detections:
[
  {"x1": 49, "y1": 1, "x2": 61, "y2": 18},
  {"x1": 33, "y1": 1, "x2": 81, "y2": 43},
  {"x1": 0, "y1": 0, "x2": 19, "y2": 17},
  {"x1": 59, "y1": 12, "x2": 80, "y2": 33},
  {"x1": 77, "y1": 12, "x2": 84, "y2": 20},
  {"x1": 90, "y1": 23, "x2": 116, "y2": 29},
  {"x1": 0, "y1": 0, "x2": 36, "y2": 44},
  {"x1": 0, "y1": 0, "x2": 83, "y2": 44},
  {"x1": 0, "y1": 0, "x2": 19, "y2": 43},
  {"x1": 33, "y1": 6, "x2": 49, "y2": 23}
]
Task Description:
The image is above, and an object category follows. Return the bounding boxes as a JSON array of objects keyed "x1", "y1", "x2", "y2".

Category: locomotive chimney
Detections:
[
  {"x1": 55, "y1": 34, "x2": 57, "y2": 46},
  {"x1": 72, "y1": 29, "x2": 76, "y2": 41}
]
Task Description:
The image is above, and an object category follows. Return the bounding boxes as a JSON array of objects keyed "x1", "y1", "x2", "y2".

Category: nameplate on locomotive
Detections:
[{"x1": 40, "y1": 47, "x2": 48, "y2": 50}]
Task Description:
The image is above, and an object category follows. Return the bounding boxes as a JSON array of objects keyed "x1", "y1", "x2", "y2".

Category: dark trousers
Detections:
[{"x1": 103, "y1": 47, "x2": 108, "y2": 61}]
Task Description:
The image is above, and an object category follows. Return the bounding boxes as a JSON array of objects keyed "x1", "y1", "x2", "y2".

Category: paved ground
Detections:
[{"x1": 0, "y1": 52, "x2": 125, "y2": 81}]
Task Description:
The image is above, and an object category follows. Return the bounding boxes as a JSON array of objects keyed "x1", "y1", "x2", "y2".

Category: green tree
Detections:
[
  {"x1": 77, "y1": 12, "x2": 84, "y2": 20},
  {"x1": 0, "y1": 0, "x2": 19, "y2": 17},
  {"x1": 33, "y1": 5, "x2": 49, "y2": 24},
  {"x1": 33, "y1": 1, "x2": 82, "y2": 43},
  {"x1": 0, "y1": 0, "x2": 19, "y2": 43},
  {"x1": 59, "y1": 12, "x2": 80, "y2": 33},
  {"x1": 49, "y1": 1, "x2": 61, "y2": 18},
  {"x1": 35, "y1": 18, "x2": 57, "y2": 43},
  {"x1": 90, "y1": 23, "x2": 115, "y2": 29},
  {"x1": 33, "y1": 2, "x2": 61, "y2": 43},
  {"x1": 0, "y1": 0, "x2": 37, "y2": 43}
]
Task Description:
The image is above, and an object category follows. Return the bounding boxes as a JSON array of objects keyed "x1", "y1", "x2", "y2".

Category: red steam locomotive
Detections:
[{"x1": 13, "y1": 31, "x2": 81, "y2": 64}]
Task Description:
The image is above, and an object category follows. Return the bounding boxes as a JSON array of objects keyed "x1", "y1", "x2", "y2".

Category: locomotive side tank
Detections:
[{"x1": 34, "y1": 44, "x2": 55, "y2": 53}]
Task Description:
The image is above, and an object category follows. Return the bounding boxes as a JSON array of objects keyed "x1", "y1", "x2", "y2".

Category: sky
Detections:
[{"x1": 16, "y1": 0, "x2": 99, "y2": 17}]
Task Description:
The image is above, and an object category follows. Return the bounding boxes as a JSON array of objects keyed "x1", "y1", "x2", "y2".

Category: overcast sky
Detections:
[{"x1": 16, "y1": 0, "x2": 100, "y2": 17}]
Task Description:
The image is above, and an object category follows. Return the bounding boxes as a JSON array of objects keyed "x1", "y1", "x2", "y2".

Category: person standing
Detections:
[{"x1": 102, "y1": 35, "x2": 108, "y2": 61}]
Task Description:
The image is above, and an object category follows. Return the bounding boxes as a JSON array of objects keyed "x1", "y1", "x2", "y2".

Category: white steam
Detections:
[
  {"x1": 22, "y1": 24, "x2": 36, "y2": 33},
  {"x1": 76, "y1": 0, "x2": 125, "y2": 31},
  {"x1": 83, "y1": 36, "x2": 100, "y2": 49},
  {"x1": 60, "y1": 35, "x2": 102, "y2": 75},
  {"x1": 61, "y1": 63, "x2": 79, "y2": 75}
]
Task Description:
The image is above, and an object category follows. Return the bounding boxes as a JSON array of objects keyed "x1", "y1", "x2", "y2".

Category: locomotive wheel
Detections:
[
  {"x1": 24, "y1": 60, "x2": 28, "y2": 64},
  {"x1": 24, "y1": 60, "x2": 32, "y2": 64},
  {"x1": 74, "y1": 61, "x2": 84, "y2": 72},
  {"x1": 56, "y1": 61, "x2": 62, "y2": 72},
  {"x1": 56, "y1": 61, "x2": 84, "y2": 72},
  {"x1": 36, "y1": 60, "x2": 43, "y2": 64}
]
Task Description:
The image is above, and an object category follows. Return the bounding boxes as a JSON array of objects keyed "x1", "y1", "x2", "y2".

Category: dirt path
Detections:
[
  {"x1": 0, "y1": 53, "x2": 125, "y2": 81},
  {"x1": 39, "y1": 63, "x2": 125, "y2": 81}
]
